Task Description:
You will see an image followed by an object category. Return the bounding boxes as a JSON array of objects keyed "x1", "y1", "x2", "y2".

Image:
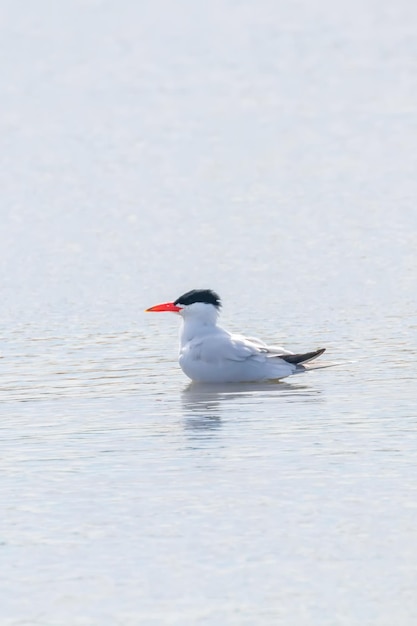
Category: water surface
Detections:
[{"x1": 1, "y1": 0, "x2": 417, "y2": 624}]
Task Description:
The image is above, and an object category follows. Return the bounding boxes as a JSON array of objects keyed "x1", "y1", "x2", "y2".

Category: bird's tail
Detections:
[{"x1": 303, "y1": 360, "x2": 349, "y2": 371}]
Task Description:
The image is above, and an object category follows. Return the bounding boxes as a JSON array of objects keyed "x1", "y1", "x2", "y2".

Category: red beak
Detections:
[{"x1": 145, "y1": 301, "x2": 182, "y2": 313}]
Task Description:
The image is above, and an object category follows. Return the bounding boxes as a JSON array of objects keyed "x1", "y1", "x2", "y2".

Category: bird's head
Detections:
[{"x1": 145, "y1": 289, "x2": 221, "y2": 320}]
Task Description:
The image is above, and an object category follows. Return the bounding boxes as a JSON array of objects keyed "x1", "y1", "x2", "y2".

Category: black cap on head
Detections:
[{"x1": 174, "y1": 289, "x2": 222, "y2": 309}]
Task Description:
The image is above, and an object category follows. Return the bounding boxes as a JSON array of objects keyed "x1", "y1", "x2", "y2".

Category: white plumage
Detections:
[{"x1": 146, "y1": 289, "x2": 326, "y2": 384}]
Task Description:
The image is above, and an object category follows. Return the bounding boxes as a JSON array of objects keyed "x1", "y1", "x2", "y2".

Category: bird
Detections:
[{"x1": 145, "y1": 289, "x2": 326, "y2": 383}]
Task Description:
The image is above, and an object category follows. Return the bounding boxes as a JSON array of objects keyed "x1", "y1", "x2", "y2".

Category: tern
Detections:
[{"x1": 145, "y1": 289, "x2": 326, "y2": 383}]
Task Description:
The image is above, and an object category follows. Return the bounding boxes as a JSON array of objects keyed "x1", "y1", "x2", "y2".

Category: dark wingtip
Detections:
[{"x1": 279, "y1": 348, "x2": 326, "y2": 365}]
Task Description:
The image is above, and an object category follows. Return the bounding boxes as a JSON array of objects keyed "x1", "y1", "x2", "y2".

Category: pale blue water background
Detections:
[{"x1": 1, "y1": 1, "x2": 417, "y2": 624}]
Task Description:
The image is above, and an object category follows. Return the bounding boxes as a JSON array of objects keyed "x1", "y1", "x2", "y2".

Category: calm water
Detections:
[{"x1": 1, "y1": 0, "x2": 417, "y2": 624}]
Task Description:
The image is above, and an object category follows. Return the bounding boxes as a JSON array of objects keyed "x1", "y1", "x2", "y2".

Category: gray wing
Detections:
[
  {"x1": 231, "y1": 333, "x2": 294, "y2": 356},
  {"x1": 187, "y1": 333, "x2": 269, "y2": 364}
]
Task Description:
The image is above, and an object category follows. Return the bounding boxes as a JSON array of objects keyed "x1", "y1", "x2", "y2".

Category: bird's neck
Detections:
[{"x1": 180, "y1": 311, "x2": 218, "y2": 345}]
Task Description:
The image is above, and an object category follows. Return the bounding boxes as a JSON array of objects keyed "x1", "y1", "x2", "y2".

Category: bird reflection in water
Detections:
[
  {"x1": 181, "y1": 384, "x2": 224, "y2": 434},
  {"x1": 181, "y1": 380, "x2": 321, "y2": 437}
]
